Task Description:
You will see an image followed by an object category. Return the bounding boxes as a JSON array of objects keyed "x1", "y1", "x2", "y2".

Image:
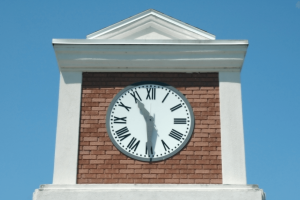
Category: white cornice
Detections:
[
  {"x1": 52, "y1": 39, "x2": 248, "y2": 73},
  {"x1": 53, "y1": 39, "x2": 247, "y2": 45}
]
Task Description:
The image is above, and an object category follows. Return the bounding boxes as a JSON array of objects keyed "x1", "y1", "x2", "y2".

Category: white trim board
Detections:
[
  {"x1": 52, "y1": 39, "x2": 247, "y2": 45},
  {"x1": 219, "y1": 72, "x2": 247, "y2": 184},
  {"x1": 53, "y1": 72, "x2": 82, "y2": 184}
]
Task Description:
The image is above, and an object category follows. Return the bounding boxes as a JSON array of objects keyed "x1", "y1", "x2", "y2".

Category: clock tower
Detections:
[{"x1": 33, "y1": 9, "x2": 265, "y2": 200}]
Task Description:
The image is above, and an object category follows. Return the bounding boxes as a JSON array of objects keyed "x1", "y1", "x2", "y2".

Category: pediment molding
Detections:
[{"x1": 87, "y1": 9, "x2": 215, "y2": 40}]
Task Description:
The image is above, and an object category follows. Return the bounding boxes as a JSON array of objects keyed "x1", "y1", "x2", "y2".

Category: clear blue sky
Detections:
[{"x1": 0, "y1": 0, "x2": 299, "y2": 199}]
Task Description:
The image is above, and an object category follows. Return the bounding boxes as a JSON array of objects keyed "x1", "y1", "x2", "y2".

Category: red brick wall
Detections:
[{"x1": 77, "y1": 72, "x2": 221, "y2": 184}]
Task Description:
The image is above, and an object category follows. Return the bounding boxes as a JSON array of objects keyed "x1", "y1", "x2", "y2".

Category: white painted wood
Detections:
[
  {"x1": 219, "y1": 72, "x2": 247, "y2": 184},
  {"x1": 52, "y1": 41, "x2": 248, "y2": 72},
  {"x1": 91, "y1": 16, "x2": 208, "y2": 40},
  {"x1": 52, "y1": 39, "x2": 247, "y2": 45},
  {"x1": 87, "y1": 9, "x2": 215, "y2": 40},
  {"x1": 33, "y1": 184, "x2": 265, "y2": 200},
  {"x1": 53, "y1": 72, "x2": 82, "y2": 184}
]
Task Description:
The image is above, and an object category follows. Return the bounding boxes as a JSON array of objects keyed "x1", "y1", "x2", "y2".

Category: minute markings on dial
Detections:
[
  {"x1": 146, "y1": 88, "x2": 156, "y2": 100},
  {"x1": 113, "y1": 116, "x2": 127, "y2": 124},
  {"x1": 169, "y1": 129, "x2": 183, "y2": 141},
  {"x1": 127, "y1": 137, "x2": 140, "y2": 151},
  {"x1": 118, "y1": 102, "x2": 131, "y2": 111},
  {"x1": 170, "y1": 104, "x2": 183, "y2": 112}
]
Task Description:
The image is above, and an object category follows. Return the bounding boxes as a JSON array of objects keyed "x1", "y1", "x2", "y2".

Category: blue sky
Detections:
[{"x1": 0, "y1": 0, "x2": 299, "y2": 199}]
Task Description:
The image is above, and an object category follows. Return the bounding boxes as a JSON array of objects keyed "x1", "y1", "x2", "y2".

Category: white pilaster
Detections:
[
  {"x1": 219, "y1": 72, "x2": 247, "y2": 184},
  {"x1": 53, "y1": 72, "x2": 82, "y2": 184}
]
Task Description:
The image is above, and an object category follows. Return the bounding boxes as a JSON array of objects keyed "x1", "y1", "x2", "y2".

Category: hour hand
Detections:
[{"x1": 137, "y1": 101, "x2": 153, "y2": 156}]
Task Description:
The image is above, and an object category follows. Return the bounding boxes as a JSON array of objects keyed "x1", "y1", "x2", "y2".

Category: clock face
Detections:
[{"x1": 106, "y1": 81, "x2": 194, "y2": 162}]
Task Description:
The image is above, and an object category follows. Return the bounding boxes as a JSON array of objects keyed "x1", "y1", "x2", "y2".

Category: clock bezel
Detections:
[{"x1": 105, "y1": 81, "x2": 195, "y2": 162}]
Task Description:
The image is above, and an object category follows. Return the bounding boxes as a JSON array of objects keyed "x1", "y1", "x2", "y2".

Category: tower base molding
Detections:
[{"x1": 33, "y1": 184, "x2": 265, "y2": 200}]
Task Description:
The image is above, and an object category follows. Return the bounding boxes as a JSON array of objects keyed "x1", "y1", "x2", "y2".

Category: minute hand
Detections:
[{"x1": 137, "y1": 101, "x2": 154, "y2": 155}]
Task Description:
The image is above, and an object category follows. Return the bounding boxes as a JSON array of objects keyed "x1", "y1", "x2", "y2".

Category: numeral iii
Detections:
[{"x1": 174, "y1": 118, "x2": 186, "y2": 124}]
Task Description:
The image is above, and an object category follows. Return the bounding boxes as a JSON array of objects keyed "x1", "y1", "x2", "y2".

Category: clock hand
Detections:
[{"x1": 137, "y1": 101, "x2": 154, "y2": 157}]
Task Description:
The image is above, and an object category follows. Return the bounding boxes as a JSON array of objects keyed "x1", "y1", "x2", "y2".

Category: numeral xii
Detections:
[{"x1": 146, "y1": 88, "x2": 156, "y2": 100}]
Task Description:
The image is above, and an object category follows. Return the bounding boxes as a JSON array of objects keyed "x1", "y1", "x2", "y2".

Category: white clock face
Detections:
[{"x1": 106, "y1": 81, "x2": 194, "y2": 162}]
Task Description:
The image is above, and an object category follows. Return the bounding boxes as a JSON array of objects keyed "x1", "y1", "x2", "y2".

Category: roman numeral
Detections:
[
  {"x1": 161, "y1": 140, "x2": 170, "y2": 151},
  {"x1": 116, "y1": 127, "x2": 131, "y2": 141},
  {"x1": 162, "y1": 93, "x2": 169, "y2": 103},
  {"x1": 119, "y1": 133, "x2": 131, "y2": 141},
  {"x1": 127, "y1": 137, "x2": 140, "y2": 151},
  {"x1": 174, "y1": 118, "x2": 186, "y2": 124},
  {"x1": 169, "y1": 129, "x2": 183, "y2": 141},
  {"x1": 146, "y1": 88, "x2": 156, "y2": 100},
  {"x1": 130, "y1": 91, "x2": 142, "y2": 103},
  {"x1": 114, "y1": 116, "x2": 127, "y2": 124},
  {"x1": 116, "y1": 127, "x2": 129, "y2": 137},
  {"x1": 145, "y1": 144, "x2": 153, "y2": 155},
  {"x1": 170, "y1": 104, "x2": 182, "y2": 112},
  {"x1": 118, "y1": 102, "x2": 131, "y2": 111}
]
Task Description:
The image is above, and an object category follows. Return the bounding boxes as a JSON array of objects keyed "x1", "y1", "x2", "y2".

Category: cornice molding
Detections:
[{"x1": 53, "y1": 40, "x2": 248, "y2": 72}]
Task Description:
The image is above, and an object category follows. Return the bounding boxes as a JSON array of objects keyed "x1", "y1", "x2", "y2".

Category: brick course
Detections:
[{"x1": 77, "y1": 72, "x2": 221, "y2": 184}]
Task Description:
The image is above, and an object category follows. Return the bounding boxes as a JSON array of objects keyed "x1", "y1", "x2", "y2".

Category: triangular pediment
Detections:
[{"x1": 87, "y1": 9, "x2": 215, "y2": 40}]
